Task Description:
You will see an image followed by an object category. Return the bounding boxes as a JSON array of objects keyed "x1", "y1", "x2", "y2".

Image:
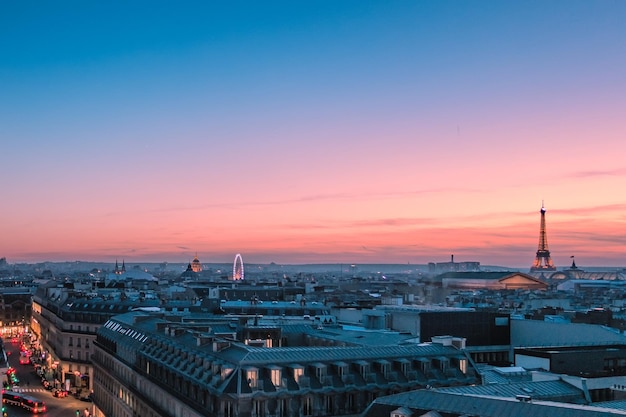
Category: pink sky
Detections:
[{"x1": 2, "y1": 2, "x2": 625, "y2": 267}]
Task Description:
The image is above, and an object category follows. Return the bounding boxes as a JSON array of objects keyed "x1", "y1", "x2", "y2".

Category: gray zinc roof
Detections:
[
  {"x1": 233, "y1": 343, "x2": 463, "y2": 366},
  {"x1": 435, "y1": 379, "x2": 586, "y2": 403},
  {"x1": 364, "y1": 390, "x2": 626, "y2": 417}
]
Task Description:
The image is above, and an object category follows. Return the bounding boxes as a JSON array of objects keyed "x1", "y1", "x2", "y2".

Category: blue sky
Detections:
[{"x1": 2, "y1": 1, "x2": 625, "y2": 266}]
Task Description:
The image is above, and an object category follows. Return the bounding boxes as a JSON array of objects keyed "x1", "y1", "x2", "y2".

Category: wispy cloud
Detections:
[
  {"x1": 565, "y1": 167, "x2": 626, "y2": 179},
  {"x1": 556, "y1": 230, "x2": 626, "y2": 245},
  {"x1": 552, "y1": 203, "x2": 626, "y2": 217},
  {"x1": 278, "y1": 210, "x2": 534, "y2": 232},
  {"x1": 101, "y1": 187, "x2": 484, "y2": 218}
]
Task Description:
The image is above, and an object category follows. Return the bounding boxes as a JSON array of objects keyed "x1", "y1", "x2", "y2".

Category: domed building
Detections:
[
  {"x1": 191, "y1": 254, "x2": 202, "y2": 273},
  {"x1": 180, "y1": 262, "x2": 197, "y2": 280}
]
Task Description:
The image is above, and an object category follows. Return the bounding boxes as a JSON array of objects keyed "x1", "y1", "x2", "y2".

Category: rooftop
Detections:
[{"x1": 363, "y1": 390, "x2": 626, "y2": 417}]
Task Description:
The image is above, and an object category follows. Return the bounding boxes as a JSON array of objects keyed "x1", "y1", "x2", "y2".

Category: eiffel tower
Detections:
[{"x1": 530, "y1": 202, "x2": 556, "y2": 272}]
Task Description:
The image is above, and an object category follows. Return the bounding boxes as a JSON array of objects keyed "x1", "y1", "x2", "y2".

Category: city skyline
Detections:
[{"x1": 2, "y1": 2, "x2": 625, "y2": 267}]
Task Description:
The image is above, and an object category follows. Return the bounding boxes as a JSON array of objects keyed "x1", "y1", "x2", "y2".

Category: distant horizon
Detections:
[
  {"x1": 3, "y1": 238, "x2": 625, "y2": 268},
  {"x1": 3, "y1": 256, "x2": 623, "y2": 272}
]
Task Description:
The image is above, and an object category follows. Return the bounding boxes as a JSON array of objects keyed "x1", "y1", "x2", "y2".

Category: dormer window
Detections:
[
  {"x1": 376, "y1": 359, "x2": 390, "y2": 378},
  {"x1": 246, "y1": 367, "x2": 258, "y2": 388},
  {"x1": 312, "y1": 363, "x2": 326, "y2": 381},
  {"x1": 459, "y1": 358, "x2": 468, "y2": 374},
  {"x1": 355, "y1": 360, "x2": 369, "y2": 379},
  {"x1": 416, "y1": 358, "x2": 430, "y2": 373},
  {"x1": 395, "y1": 358, "x2": 410, "y2": 375},
  {"x1": 334, "y1": 361, "x2": 348, "y2": 379},
  {"x1": 268, "y1": 366, "x2": 281, "y2": 388},
  {"x1": 221, "y1": 365, "x2": 233, "y2": 380},
  {"x1": 292, "y1": 365, "x2": 304, "y2": 384}
]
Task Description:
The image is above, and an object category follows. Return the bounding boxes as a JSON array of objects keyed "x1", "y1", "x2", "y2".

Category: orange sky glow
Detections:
[{"x1": 2, "y1": 2, "x2": 625, "y2": 268}]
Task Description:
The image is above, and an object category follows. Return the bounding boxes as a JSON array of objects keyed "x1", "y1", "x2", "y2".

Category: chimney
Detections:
[
  {"x1": 213, "y1": 340, "x2": 231, "y2": 352},
  {"x1": 196, "y1": 334, "x2": 213, "y2": 347}
]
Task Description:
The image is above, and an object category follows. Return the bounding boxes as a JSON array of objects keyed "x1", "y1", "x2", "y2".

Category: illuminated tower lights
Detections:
[{"x1": 530, "y1": 202, "x2": 556, "y2": 272}]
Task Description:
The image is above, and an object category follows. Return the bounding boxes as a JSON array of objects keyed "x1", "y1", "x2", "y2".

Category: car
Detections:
[{"x1": 53, "y1": 389, "x2": 68, "y2": 398}]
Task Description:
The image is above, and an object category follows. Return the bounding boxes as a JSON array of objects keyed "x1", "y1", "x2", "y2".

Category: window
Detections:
[
  {"x1": 293, "y1": 367, "x2": 304, "y2": 384},
  {"x1": 459, "y1": 358, "x2": 468, "y2": 374},
  {"x1": 398, "y1": 360, "x2": 409, "y2": 375},
  {"x1": 495, "y1": 317, "x2": 509, "y2": 326},
  {"x1": 221, "y1": 367, "x2": 233, "y2": 380},
  {"x1": 270, "y1": 368, "x2": 281, "y2": 388},
  {"x1": 325, "y1": 395, "x2": 333, "y2": 414},
  {"x1": 346, "y1": 394, "x2": 355, "y2": 412},
  {"x1": 378, "y1": 361, "x2": 389, "y2": 378},
  {"x1": 69, "y1": 337, "x2": 73, "y2": 347},
  {"x1": 247, "y1": 368, "x2": 258, "y2": 389},
  {"x1": 254, "y1": 399, "x2": 265, "y2": 417},
  {"x1": 314, "y1": 364, "x2": 326, "y2": 381},
  {"x1": 336, "y1": 362, "x2": 348, "y2": 380},
  {"x1": 360, "y1": 362, "x2": 369, "y2": 379},
  {"x1": 224, "y1": 402, "x2": 233, "y2": 417},
  {"x1": 303, "y1": 396, "x2": 312, "y2": 416},
  {"x1": 605, "y1": 358, "x2": 617, "y2": 371},
  {"x1": 278, "y1": 399, "x2": 288, "y2": 417}
]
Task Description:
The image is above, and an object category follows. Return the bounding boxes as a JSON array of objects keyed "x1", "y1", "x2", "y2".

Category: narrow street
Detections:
[{"x1": 3, "y1": 335, "x2": 94, "y2": 417}]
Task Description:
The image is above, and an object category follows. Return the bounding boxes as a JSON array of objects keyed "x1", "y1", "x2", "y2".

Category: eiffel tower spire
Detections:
[{"x1": 530, "y1": 202, "x2": 556, "y2": 272}]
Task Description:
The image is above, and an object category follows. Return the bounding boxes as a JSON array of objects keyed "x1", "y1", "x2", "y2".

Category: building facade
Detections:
[
  {"x1": 30, "y1": 281, "x2": 161, "y2": 395},
  {"x1": 92, "y1": 311, "x2": 480, "y2": 417}
]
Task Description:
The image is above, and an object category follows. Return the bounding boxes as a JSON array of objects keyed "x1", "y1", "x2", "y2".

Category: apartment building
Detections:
[{"x1": 91, "y1": 310, "x2": 479, "y2": 417}]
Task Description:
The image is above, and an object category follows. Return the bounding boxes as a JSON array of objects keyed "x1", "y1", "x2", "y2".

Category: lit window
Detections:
[
  {"x1": 293, "y1": 366, "x2": 304, "y2": 384},
  {"x1": 459, "y1": 359, "x2": 468, "y2": 374},
  {"x1": 247, "y1": 368, "x2": 258, "y2": 388},
  {"x1": 270, "y1": 368, "x2": 281, "y2": 387}
]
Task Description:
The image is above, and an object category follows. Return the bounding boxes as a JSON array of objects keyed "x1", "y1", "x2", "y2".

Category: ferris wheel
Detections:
[{"x1": 233, "y1": 253, "x2": 244, "y2": 281}]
